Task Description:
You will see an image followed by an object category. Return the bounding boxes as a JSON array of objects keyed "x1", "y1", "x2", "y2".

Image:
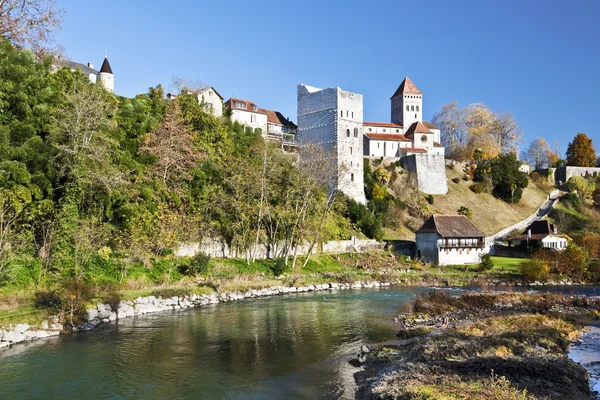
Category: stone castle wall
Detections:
[
  {"x1": 401, "y1": 154, "x2": 448, "y2": 195},
  {"x1": 554, "y1": 166, "x2": 600, "y2": 185}
]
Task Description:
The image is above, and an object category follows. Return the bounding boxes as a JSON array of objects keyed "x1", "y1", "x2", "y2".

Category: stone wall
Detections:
[
  {"x1": 555, "y1": 166, "x2": 600, "y2": 185},
  {"x1": 401, "y1": 154, "x2": 448, "y2": 195},
  {"x1": 175, "y1": 237, "x2": 383, "y2": 258}
]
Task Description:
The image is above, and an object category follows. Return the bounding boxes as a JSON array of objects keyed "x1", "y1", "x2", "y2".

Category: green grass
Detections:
[
  {"x1": 0, "y1": 306, "x2": 52, "y2": 327},
  {"x1": 489, "y1": 256, "x2": 524, "y2": 272}
]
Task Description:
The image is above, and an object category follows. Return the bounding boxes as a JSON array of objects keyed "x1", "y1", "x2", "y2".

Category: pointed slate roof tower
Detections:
[
  {"x1": 391, "y1": 76, "x2": 422, "y2": 98},
  {"x1": 99, "y1": 57, "x2": 113, "y2": 74}
]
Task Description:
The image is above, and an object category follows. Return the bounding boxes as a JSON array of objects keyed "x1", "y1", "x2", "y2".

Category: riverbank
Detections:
[{"x1": 355, "y1": 291, "x2": 600, "y2": 399}]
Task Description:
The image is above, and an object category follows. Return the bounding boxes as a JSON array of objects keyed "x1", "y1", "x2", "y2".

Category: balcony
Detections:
[{"x1": 437, "y1": 238, "x2": 485, "y2": 249}]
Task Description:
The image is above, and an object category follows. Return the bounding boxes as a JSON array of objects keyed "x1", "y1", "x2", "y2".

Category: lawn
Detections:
[{"x1": 489, "y1": 256, "x2": 524, "y2": 273}]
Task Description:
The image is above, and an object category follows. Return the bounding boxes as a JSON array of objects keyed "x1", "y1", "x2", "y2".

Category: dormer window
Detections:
[
  {"x1": 252, "y1": 105, "x2": 257, "y2": 111},
  {"x1": 235, "y1": 101, "x2": 247, "y2": 109}
]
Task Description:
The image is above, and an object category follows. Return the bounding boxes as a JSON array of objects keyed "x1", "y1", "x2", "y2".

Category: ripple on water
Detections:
[{"x1": 569, "y1": 325, "x2": 600, "y2": 397}]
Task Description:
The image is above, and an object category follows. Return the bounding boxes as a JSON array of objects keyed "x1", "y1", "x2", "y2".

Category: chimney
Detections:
[{"x1": 87, "y1": 62, "x2": 94, "y2": 69}]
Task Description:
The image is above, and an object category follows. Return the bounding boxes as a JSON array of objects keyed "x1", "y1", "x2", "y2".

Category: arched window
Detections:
[
  {"x1": 346, "y1": 129, "x2": 350, "y2": 137},
  {"x1": 411, "y1": 105, "x2": 414, "y2": 111},
  {"x1": 340, "y1": 110, "x2": 343, "y2": 117},
  {"x1": 346, "y1": 111, "x2": 349, "y2": 117},
  {"x1": 352, "y1": 112, "x2": 354, "y2": 118},
  {"x1": 350, "y1": 147, "x2": 353, "y2": 155},
  {"x1": 406, "y1": 105, "x2": 409, "y2": 111},
  {"x1": 354, "y1": 127, "x2": 358, "y2": 137},
  {"x1": 368, "y1": 128, "x2": 372, "y2": 132},
  {"x1": 416, "y1": 105, "x2": 420, "y2": 112},
  {"x1": 351, "y1": 173, "x2": 354, "y2": 182}
]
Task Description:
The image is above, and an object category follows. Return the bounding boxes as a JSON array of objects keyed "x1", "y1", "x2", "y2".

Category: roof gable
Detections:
[
  {"x1": 417, "y1": 215, "x2": 485, "y2": 238},
  {"x1": 391, "y1": 76, "x2": 422, "y2": 98},
  {"x1": 404, "y1": 121, "x2": 433, "y2": 138},
  {"x1": 198, "y1": 86, "x2": 223, "y2": 100}
]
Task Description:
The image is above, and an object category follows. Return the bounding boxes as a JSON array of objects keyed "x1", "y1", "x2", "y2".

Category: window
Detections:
[
  {"x1": 351, "y1": 173, "x2": 354, "y2": 182},
  {"x1": 352, "y1": 112, "x2": 354, "y2": 118},
  {"x1": 235, "y1": 102, "x2": 247, "y2": 109},
  {"x1": 377, "y1": 143, "x2": 380, "y2": 149},
  {"x1": 416, "y1": 105, "x2": 419, "y2": 112},
  {"x1": 350, "y1": 147, "x2": 353, "y2": 155},
  {"x1": 383, "y1": 129, "x2": 386, "y2": 132},
  {"x1": 346, "y1": 129, "x2": 350, "y2": 137},
  {"x1": 411, "y1": 105, "x2": 414, "y2": 111},
  {"x1": 406, "y1": 105, "x2": 409, "y2": 111},
  {"x1": 346, "y1": 111, "x2": 349, "y2": 117},
  {"x1": 368, "y1": 128, "x2": 372, "y2": 132},
  {"x1": 340, "y1": 110, "x2": 343, "y2": 117},
  {"x1": 354, "y1": 127, "x2": 358, "y2": 137},
  {"x1": 351, "y1": 161, "x2": 353, "y2": 167},
  {"x1": 252, "y1": 105, "x2": 257, "y2": 111}
]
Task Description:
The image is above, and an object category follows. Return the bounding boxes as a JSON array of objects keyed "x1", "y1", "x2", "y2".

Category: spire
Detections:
[
  {"x1": 100, "y1": 57, "x2": 113, "y2": 74},
  {"x1": 391, "y1": 76, "x2": 422, "y2": 98}
]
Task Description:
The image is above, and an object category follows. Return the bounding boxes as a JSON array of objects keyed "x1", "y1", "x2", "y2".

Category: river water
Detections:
[{"x1": 1, "y1": 286, "x2": 599, "y2": 400}]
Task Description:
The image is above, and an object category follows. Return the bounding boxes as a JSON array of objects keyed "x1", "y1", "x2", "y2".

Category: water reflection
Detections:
[{"x1": 0, "y1": 288, "x2": 425, "y2": 399}]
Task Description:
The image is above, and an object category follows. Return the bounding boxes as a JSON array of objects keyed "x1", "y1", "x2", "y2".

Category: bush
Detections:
[
  {"x1": 34, "y1": 290, "x2": 64, "y2": 311},
  {"x1": 458, "y1": 206, "x2": 472, "y2": 219},
  {"x1": 452, "y1": 177, "x2": 461, "y2": 184},
  {"x1": 271, "y1": 258, "x2": 289, "y2": 276},
  {"x1": 394, "y1": 198, "x2": 407, "y2": 210},
  {"x1": 102, "y1": 291, "x2": 122, "y2": 311},
  {"x1": 470, "y1": 180, "x2": 492, "y2": 194},
  {"x1": 478, "y1": 254, "x2": 494, "y2": 271},
  {"x1": 426, "y1": 194, "x2": 435, "y2": 205},
  {"x1": 179, "y1": 252, "x2": 211, "y2": 276},
  {"x1": 520, "y1": 259, "x2": 550, "y2": 282},
  {"x1": 567, "y1": 176, "x2": 595, "y2": 201}
]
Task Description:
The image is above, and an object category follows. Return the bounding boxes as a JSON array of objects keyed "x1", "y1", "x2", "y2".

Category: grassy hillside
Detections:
[
  {"x1": 372, "y1": 161, "x2": 549, "y2": 240},
  {"x1": 431, "y1": 165, "x2": 549, "y2": 236}
]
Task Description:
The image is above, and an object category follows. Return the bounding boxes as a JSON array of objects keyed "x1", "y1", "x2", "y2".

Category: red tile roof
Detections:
[
  {"x1": 423, "y1": 121, "x2": 438, "y2": 130},
  {"x1": 391, "y1": 76, "x2": 422, "y2": 98},
  {"x1": 364, "y1": 122, "x2": 403, "y2": 128},
  {"x1": 225, "y1": 98, "x2": 267, "y2": 114},
  {"x1": 402, "y1": 147, "x2": 428, "y2": 153},
  {"x1": 404, "y1": 121, "x2": 433, "y2": 138},
  {"x1": 365, "y1": 133, "x2": 411, "y2": 141},
  {"x1": 434, "y1": 142, "x2": 444, "y2": 148},
  {"x1": 263, "y1": 109, "x2": 297, "y2": 128}
]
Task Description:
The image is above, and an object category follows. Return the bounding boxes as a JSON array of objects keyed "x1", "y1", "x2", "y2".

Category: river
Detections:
[{"x1": 1, "y1": 286, "x2": 599, "y2": 399}]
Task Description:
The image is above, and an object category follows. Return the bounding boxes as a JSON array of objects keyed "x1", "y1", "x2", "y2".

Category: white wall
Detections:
[
  {"x1": 541, "y1": 236, "x2": 569, "y2": 250},
  {"x1": 232, "y1": 109, "x2": 267, "y2": 132},
  {"x1": 401, "y1": 94, "x2": 422, "y2": 128},
  {"x1": 99, "y1": 72, "x2": 114, "y2": 93},
  {"x1": 198, "y1": 88, "x2": 223, "y2": 118},
  {"x1": 438, "y1": 247, "x2": 483, "y2": 265}
]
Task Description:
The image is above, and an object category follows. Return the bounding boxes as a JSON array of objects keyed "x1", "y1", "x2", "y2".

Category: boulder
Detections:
[
  {"x1": 86, "y1": 308, "x2": 99, "y2": 322},
  {"x1": 41, "y1": 320, "x2": 49, "y2": 330},
  {"x1": 14, "y1": 324, "x2": 29, "y2": 334},
  {"x1": 98, "y1": 309, "x2": 112, "y2": 320},
  {"x1": 12, "y1": 332, "x2": 25, "y2": 343},
  {"x1": 0, "y1": 341, "x2": 10, "y2": 349}
]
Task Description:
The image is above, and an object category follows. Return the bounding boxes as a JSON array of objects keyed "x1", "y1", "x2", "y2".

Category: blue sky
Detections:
[{"x1": 55, "y1": 0, "x2": 599, "y2": 155}]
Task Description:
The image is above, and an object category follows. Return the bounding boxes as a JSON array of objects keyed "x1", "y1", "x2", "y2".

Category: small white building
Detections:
[
  {"x1": 509, "y1": 220, "x2": 570, "y2": 251},
  {"x1": 519, "y1": 164, "x2": 531, "y2": 174},
  {"x1": 416, "y1": 215, "x2": 487, "y2": 265},
  {"x1": 197, "y1": 87, "x2": 223, "y2": 117}
]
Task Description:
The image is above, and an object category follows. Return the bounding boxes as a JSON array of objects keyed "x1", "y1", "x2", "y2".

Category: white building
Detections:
[
  {"x1": 297, "y1": 84, "x2": 366, "y2": 204},
  {"x1": 197, "y1": 87, "x2": 223, "y2": 117},
  {"x1": 264, "y1": 110, "x2": 297, "y2": 137},
  {"x1": 364, "y1": 77, "x2": 444, "y2": 160},
  {"x1": 416, "y1": 215, "x2": 487, "y2": 265},
  {"x1": 53, "y1": 57, "x2": 115, "y2": 93},
  {"x1": 225, "y1": 98, "x2": 295, "y2": 138},
  {"x1": 509, "y1": 220, "x2": 570, "y2": 251}
]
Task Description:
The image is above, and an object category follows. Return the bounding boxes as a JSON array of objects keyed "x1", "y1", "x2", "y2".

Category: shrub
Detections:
[
  {"x1": 478, "y1": 254, "x2": 494, "y2": 271},
  {"x1": 426, "y1": 194, "x2": 435, "y2": 205},
  {"x1": 34, "y1": 290, "x2": 64, "y2": 311},
  {"x1": 470, "y1": 180, "x2": 493, "y2": 194},
  {"x1": 520, "y1": 259, "x2": 550, "y2": 282},
  {"x1": 394, "y1": 198, "x2": 407, "y2": 210},
  {"x1": 103, "y1": 291, "x2": 122, "y2": 311},
  {"x1": 567, "y1": 176, "x2": 595, "y2": 201},
  {"x1": 470, "y1": 182, "x2": 485, "y2": 194},
  {"x1": 179, "y1": 252, "x2": 211, "y2": 276},
  {"x1": 452, "y1": 177, "x2": 461, "y2": 184},
  {"x1": 271, "y1": 258, "x2": 289, "y2": 276},
  {"x1": 458, "y1": 206, "x2": 472, "y2": 219}
]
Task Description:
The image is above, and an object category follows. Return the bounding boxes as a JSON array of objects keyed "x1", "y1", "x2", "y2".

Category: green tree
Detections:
[{"x1": 566, "y1": 133, "x2": 596, "y2": 167}]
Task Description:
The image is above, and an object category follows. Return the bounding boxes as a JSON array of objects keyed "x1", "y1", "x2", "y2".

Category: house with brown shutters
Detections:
[{"x1": 416, "y1": 215, "x2": 487, "y2": 265}]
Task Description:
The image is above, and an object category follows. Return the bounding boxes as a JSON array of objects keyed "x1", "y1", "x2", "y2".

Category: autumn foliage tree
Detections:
[
  {"x1": 0, "y1": 0, "x2": 63, "y2": 54},
  {"x1": 566, "y1": 133, "x2": 596, "y2": 167}
]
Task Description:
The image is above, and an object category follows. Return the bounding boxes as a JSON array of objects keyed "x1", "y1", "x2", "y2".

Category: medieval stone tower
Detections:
[
  {"x1": 297, "y1": 84, "x2": 366, "y2": 204},
  {"x1": 98, "y1": 57, "x2": 114, "y2": 93},
  {"x1": 390, "y1": 76, "x2": 422, "y2": 128}
]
